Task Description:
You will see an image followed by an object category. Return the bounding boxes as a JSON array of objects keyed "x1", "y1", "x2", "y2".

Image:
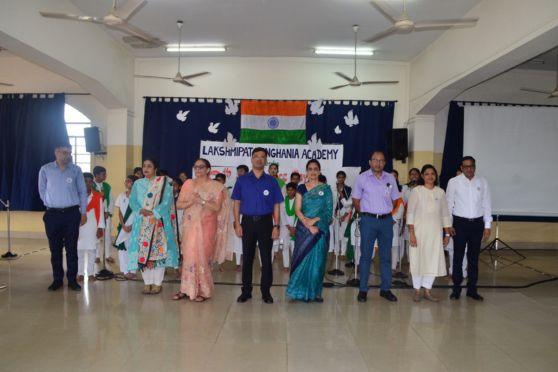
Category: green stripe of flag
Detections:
[{"x1": 240, "y1": 129, "x2": 306, "y2": 144}]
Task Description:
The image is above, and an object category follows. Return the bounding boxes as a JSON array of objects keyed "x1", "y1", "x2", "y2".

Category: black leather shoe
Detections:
[
  {"x1": 237, "y1": 294, "x2": 252, "y2": 303},
  {"x1": 379, "y1": 290, "x2": 398, "y2": 302},
  {"x1": 68, "y1": 282, "x2": 82, "y2": 291},
  {"x1": 262, "y1": 295, "x2": 274, "y2": 304},
  {"x1": 450, "y1": 292, "x2": 461, "y2": 300},
  {"x1": 466, "y1": 292, "x2": 484, "y2": 301},
  {"x1": 314, "y1": 297, "x2": 324, "y2": 303},
  {"x1": 357, "y1": 291, "x2": 367, "y2": 302},
  {"x1": 48, "y1": 282, "x2": 63, "y2": 291},
  {"x1": 345, "y1": 262, "x2": 355, "y2": 268}
]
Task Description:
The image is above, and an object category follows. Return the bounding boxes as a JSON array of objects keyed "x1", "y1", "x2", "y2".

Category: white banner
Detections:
[{"x1": 199, "y1": 141, "x2": 345, "y2": 189}]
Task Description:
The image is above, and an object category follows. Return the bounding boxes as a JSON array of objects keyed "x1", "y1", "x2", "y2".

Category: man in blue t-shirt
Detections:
[{"x1": 232, "y1": 147, "x2": 283, "y2": 304}]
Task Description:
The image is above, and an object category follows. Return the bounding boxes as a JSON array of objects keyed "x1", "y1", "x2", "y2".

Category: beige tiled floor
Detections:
[{"x1": 1, "y1": 238, "x2": 558, "y2": 372}]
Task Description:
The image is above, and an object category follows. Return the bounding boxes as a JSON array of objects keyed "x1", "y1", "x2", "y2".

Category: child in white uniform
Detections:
[
  {"x1": 78, "y1": 173, "x2": 105, "y2": 281},
  {"x1": 114, "y1": 175, "x2": 137, "y2": 279}
]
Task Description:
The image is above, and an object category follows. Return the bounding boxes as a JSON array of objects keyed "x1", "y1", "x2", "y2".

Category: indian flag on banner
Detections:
[{"x1": 240, "y1": 100, "x2": 307, "y2": 144}]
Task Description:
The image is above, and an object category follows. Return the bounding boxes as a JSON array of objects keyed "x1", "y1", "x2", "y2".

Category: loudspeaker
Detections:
[
  {"x1": 392, "y1": 128, "x2": 408, "y2": 161},
  {"x1": 84, "y1": 127, "x2": 101, "y2": 153}
]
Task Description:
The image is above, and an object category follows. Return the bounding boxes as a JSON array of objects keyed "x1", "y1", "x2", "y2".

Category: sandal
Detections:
[
  {"x1": 142, "y1": 285, "x2": 152, "y2": 294},
  {"x1": 173, "y1": 292, "x2": 188, "y2": 301},
  {"x1": 194, "y1": 296, "x2": 207, "y2": 302}
]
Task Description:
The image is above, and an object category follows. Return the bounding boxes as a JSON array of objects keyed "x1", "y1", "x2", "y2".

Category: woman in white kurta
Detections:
[{"x1": 407, "y1": 164, "x2": 451, "y2": 302}]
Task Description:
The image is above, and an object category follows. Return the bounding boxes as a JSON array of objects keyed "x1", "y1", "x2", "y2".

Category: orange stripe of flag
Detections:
[{"x1": 241, "y1": 100, "x2": 307, "y2": 117}]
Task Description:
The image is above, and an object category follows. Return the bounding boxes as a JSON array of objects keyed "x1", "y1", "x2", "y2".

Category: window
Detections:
[{"x1": 65, "y1": 104, "x2": 91, "y2": 172}]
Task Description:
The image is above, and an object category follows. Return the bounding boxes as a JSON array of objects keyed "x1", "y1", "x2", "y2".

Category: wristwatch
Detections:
[{"x1": 273, "y1": 224, "x2": 280, "y2": 228}]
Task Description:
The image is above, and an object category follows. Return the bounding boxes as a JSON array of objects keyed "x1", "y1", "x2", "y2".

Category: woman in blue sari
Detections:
[{"x1": 286, "y1": 160, "x2": 333, "y2": 302}]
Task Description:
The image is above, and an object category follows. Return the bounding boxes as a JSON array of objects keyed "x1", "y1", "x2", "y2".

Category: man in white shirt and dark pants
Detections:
[{"x1": 446, "y1": 156, "x2": 492, "y2": 301}]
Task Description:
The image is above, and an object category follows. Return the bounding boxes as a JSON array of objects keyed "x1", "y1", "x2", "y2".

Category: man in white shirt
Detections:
[{"x1": 446, "y1": 156, "x2": 492, "y2": 301}]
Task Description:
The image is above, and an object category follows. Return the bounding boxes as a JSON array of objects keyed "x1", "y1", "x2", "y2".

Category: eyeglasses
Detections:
[{"x1": 193, "y1": 165, "x2": 207, "y2": 170}]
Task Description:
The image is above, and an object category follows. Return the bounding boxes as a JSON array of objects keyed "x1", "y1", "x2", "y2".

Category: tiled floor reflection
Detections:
[{"x1": 1, "y1": 238, "x2": 557, "y2": 371}]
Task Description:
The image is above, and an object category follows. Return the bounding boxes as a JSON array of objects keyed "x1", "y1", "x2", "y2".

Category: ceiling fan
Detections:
[
  {"x1": 39, "y1": 0, "x2": 164, "y2": 47},
  {"x1": 520, "y1": 50, "x2": 558, "y2": 99},
  {"x1": 135, "y1": 21, "x2": 210, "y2": 87},
  {"x1": 364, "y1": 0, "x2": 478, "y2": 44},
  {"x1": 330, "y1": 25, "x2": 398, "y2": 90}
]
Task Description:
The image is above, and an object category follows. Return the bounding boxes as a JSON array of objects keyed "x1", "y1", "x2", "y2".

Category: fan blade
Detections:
[
  {"x1": 414, "y1": 18, "x2": 478, "y2": 31},
  {"x1": 181, "y1": 71, "x2": 210, "y2": 80},
  {"x1": 361, "y1": 80, "x2": 399, "y2": 85},
  {"x1": 175, "y1": 79, "x2": 194, "y2": 87},
  {"x1": 39, "y1": 12, "x2": 104, "y2": 23},
  {"x1": 520, "y1": 87, "x2": 553, "y2": 95},
  {"x1": 363, "y1": 26, "x2": 398, "y2": 43},
  {"x1": 0, "y1": 82, "x2": 14, "y2": 86},
  {"x1": 122, "y1": 35, "x2": 166, "y2": 48},
  {"x1": 134, "y1": 74, "x2": 173, "y2": 80},
  {"x1": 110, "y1": 22, "x2": 159, "y2": 43},
  {"x1": 370, "y1": 1, "x2": 400, "y2": 24},
  {"x1": 113, "y1": 0, "x2": 146, "y2": 21},
  {"x1": 330, "y1": 84, "x2": 350, "y2": 90},
  {"x1": 335, "y1": 72, "x2": 353, "y2": 82}
]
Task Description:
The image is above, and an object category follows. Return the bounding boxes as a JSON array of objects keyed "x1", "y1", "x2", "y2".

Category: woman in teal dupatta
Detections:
[{"x1": 286, "y1": 160, "x2": 333, "y2": 302}]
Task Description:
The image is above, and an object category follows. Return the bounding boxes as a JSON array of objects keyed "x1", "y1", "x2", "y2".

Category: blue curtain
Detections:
[
  {"x1": 142, "y1": 98, "x2": 395, "y2": 175},
  {"x1": 0, "y1": 94, "x2": 68, "y2": 211},
  {"x1": 142, "y1": 98, "x2": 241, "y2": 177},
  {"x1": 440, "y1": 101, "x2": 464, "y2": 189},
  {"x1": 306, "y1": 101, "x2": 395, "y2": 171}
]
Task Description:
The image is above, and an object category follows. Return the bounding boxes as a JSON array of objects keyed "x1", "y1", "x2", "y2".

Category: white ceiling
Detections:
[{"x1": 62, "y1": 0, "x2": 483, "y2": 60}]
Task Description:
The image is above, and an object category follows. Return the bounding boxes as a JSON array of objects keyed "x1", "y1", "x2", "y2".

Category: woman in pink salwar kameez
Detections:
[{"x1": 173, "y1": 158, "x2": 231, "y2": 302}]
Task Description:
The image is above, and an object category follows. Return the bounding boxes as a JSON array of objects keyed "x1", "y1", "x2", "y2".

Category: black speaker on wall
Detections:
[
  {"x1": 392, "y1": 128, "x2": 408, "y2": 162},
  {"x1": 84, "y1": 127, "x2": 101, "y2": 153}
]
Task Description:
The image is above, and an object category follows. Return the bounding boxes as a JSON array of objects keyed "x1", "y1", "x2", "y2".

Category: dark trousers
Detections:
[
  {"x1": 43, "y1": 207, "x2": 81, "y2": 284},
  {"x1": 241, "y1": 215, "x2": 273, "y2": 296},
  {"x1": 452, "y1": 216, "x2": 484, "y2": 294}
]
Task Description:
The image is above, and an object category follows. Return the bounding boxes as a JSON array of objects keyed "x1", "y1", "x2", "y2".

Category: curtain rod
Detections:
[
  {"x1": 456, "y1": 100, "x2": 558, "y2": 108},
  {"x1": 143, "y1": 96, "x2": 398, "y2": 103}
]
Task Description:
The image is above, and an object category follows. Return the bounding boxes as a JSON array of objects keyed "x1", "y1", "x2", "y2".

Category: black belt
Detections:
[
  {"x1": 453, "y1": 215, "x2": 483, "y2": 223},
  {"x1": 361, "y1": 212, "x2": 390, "y2": 219},
  {"x1": 242, "y1": 214, "x2": 272, "y2": 222},
  {"x1": 47, "y1": 205, "x2": 79, "y2": 213}
]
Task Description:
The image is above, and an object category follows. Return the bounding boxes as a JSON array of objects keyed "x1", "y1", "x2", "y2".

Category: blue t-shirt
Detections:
[{"x1": 231, "y1": 171, "x2": 284, "y2": 216}]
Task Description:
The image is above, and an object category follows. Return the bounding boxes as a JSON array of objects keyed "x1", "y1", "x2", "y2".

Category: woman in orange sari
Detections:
[{"x1": 173, "y1": 159, "x2": 231, "y2": 302}]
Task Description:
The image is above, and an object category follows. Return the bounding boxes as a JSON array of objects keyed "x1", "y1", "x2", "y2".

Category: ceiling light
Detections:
[
  {"x1": 315, "y1": 47, "x2": 374, "y2": 56},
  {"x1": 166, "y1": 44, "x2": 226, "y2": 52}
]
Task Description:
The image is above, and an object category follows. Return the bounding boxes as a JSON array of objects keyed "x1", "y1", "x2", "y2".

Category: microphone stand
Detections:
[
  {"x1": 95, "y1": 213, "x2": 114, "y2": 280},
  {"x1": 347, "y1": 215, "x2": 361, "y2": 287},
  {"x1": 1, "y1": 199, "x2": 18, "y2": 260},
  {"x1": 328, "y1": 211, "x2": 344, "y2": 276}
]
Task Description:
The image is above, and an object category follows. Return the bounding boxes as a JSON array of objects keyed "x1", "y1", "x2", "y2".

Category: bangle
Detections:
[{"x1": 273, "y1": 225, "x2": 280, "y2": 228}]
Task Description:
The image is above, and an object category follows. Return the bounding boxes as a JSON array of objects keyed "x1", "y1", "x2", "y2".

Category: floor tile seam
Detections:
[{"x1": 407, "y1": 322, "x2": 453, "y2": 371}]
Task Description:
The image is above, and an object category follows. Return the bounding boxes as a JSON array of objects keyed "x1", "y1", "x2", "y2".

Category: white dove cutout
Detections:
[
  {"x1": 176, "y1": 110, "x2": 190, "y2": 122},
  {"x1": 309, "y1": 99, "x2": 324, "y2": 115},
  {"x1": 225, "y1": 99, "x2": 240, "y2": 115},
  {"x1": 223, "y1": 132, "x2": 237, "y2": 149},
  {"x1": 208, "y1": 122, "x2": 220, "y2": 134},
  {"x1": 334, "y1": 125, "x2": 342, "y2": 135},
  {"x1": 307, "y1": 133, "x2": 323, "y2": 151},
  {"x1": 344, "y1": 109, "x2": 359, "y2": 127}
]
